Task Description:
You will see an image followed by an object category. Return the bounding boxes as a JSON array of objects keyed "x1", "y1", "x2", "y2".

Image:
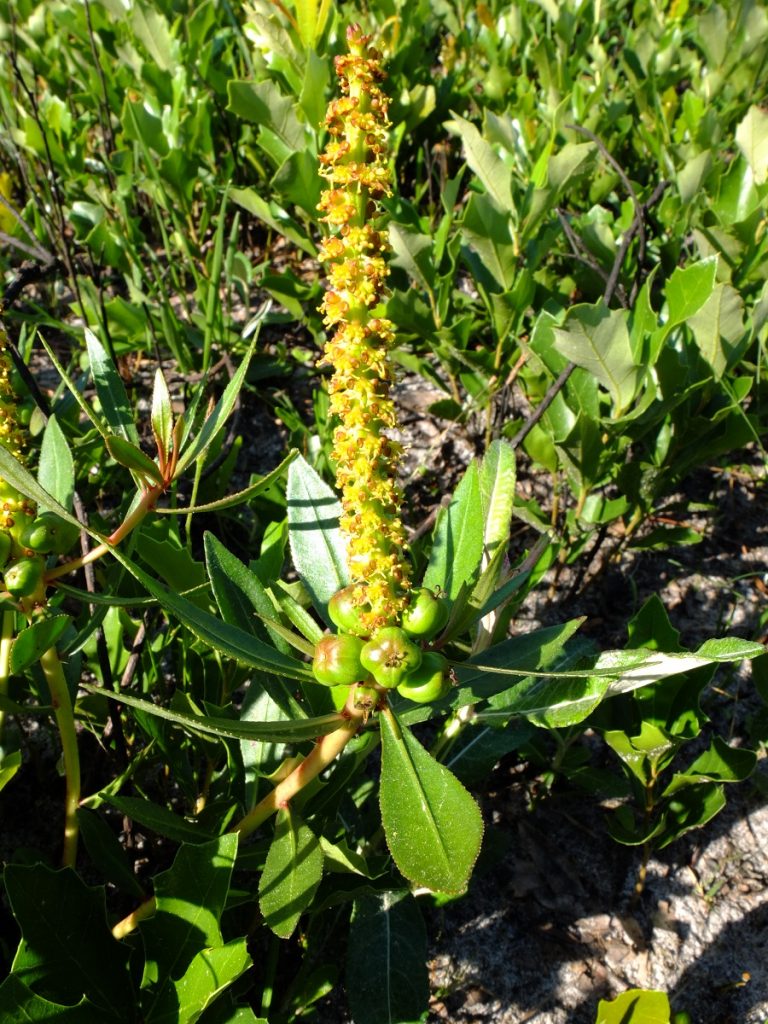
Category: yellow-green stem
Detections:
[
  {"x1": 0, "y1": 609, "x2": 14, "y2": 736},
  {"x1": 40, "y1": 644, "x2": 80, "y2": 867},
  {"x1": 112, "y1": 713, "x2": 363, "y2": 940},
  {"x1": 45, "y1": 485, "x2": 161, "y2": 584}
]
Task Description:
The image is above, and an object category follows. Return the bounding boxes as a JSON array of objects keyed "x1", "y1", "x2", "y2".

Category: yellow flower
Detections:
[{"x1": 317, "y1": 26, "x2": 410, "y2": 630}]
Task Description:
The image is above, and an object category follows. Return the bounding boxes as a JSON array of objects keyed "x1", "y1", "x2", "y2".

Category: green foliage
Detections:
[{"x1": 0, "y1": 2, "x2": 765, "y2": 1022}]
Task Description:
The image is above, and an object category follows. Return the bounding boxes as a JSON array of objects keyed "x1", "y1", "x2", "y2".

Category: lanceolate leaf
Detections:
[
  {"x1": 155, "y1": 451, "x2": 297, "y2": 514},
  {"x1": 105, "y1": 546, "x2": 312, "y2": 681},
  {"x1": 83, "y1": 685, "x2": 343, "y2": 744},
  {"x1": 85, "y1": 327, "x2": 139, "y2": 444},
  {"x1": 106, "y1": 435, "x2": 164, "y2": 485},
  {"x1": 379, "y1": 708, "x2": 483, "y2": 893},
  {"x1": 259, "y1": 809, "x2": 324, "y2": 938},
  {"x1": 151, "y1": 368, "x2": 173, "y2": 461},
  {"x1": 346, "y1": 892, "x2": 429, "y2": 1024},
  {"x1": 286, "y1": 455, "x2": 349, "y2": 620},
  {"x1": 0, "y1": 447, "x2": 86, "y2": 535},
  {"x1": 424, "y1": 460, "x2": 484, "y2": 600},
  {"x1": 38, "y1": 414, "x2": 75, "y2": 512},
  {"x1": 10, "y1": 615, "x2": 71, "y2": 674},
  {"x1": 478, "y1": 439, "x2": 516, "y2": 560}
]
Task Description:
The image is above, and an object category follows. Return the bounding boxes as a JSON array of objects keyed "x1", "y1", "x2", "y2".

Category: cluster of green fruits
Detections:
[
  {"x1": 312, "y1": 585, "x2": 451, "y2": 711},
  {"x1": 0, "y1": 481, "x2": 79, "y2": 603}
]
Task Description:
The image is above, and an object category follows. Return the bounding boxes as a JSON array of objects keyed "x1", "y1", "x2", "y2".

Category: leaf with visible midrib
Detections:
[
  {"x1": 379, "y1": 709, "x2": 483, "y2": 893},
  {"x1": 259, "y1": 809, "x2": 323, "y2": 938}
]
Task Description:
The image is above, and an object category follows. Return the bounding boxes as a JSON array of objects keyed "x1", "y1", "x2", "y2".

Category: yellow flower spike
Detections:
[{"x1": 317, "y1": 25, "x2": 410, "y2": 631}]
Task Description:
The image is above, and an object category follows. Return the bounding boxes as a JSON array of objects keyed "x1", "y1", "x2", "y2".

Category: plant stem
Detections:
[
  {"x1": 0, "y1": 609, "x2": 14, "y2": 737},
  {"x1": 39, "y1": 644, "x2": 81, "y2": 867},
  {"x1": 111, "y1": 712, "x2": 364, "y2": 940},
  {"x1": 231, "y1": 715, "x2": 361, "y2": 840},
  {"x1": 45, "y1": 484, "x2": 162, "y2": 583}
]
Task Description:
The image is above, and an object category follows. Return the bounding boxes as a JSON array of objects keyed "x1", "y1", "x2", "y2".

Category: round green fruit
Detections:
[
  {"x1": 328, "y1": 585, "x2": 371, "y2": 637},
  {"x1": 4, "y1": 557, "x2": 44, "y2": 599},
  {"x1": 401, "y1": 588, "x2": 449, "y2": 641},
  {"x1": 22, "y1": 513, "x2": 80, "y2": 556},
  {"x1": 396, "y1": 652, "x2": 451, "y2": 704},
  {"x1": 352, "y1": 684, "x2": 378, "y2": 714},
  {"x1": 312, "y1": 634, "x2": 366, "y2": 687},
  {"x1": 360, "y1": 626, "x2": 422, "y2": 689}
]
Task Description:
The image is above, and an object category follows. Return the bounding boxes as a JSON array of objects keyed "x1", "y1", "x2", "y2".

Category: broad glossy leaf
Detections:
[
  {"x1": 664, "y1": 257, "x2": 717, "y2": 328},
  {"x1": 85, "y1": 686, "x2": 343, "y2": 744},
  {"x1": 735, "y1": 104, "x2": 768, "y2": 184},
  {"x1": 389, "y1": 223, "x2": 434, "y2": 292},
  {"x1": 662, "y1": 736, "x2": 756, "y2": 796},
  {"x1": 85, "y1": 328, "x2": 138, "y2": 444},
  {"x1": 38, "y1": 414, "x2": 74, "y2": 512},
  {"x1": 286, "y1": 454, "x2": 349, "y2": 621},
  {"x1": 5, "y1": 864, "x2": 132, "y2": 1014},
  {"x1": 227, "y1": 80, "x2": 306, "y2": 161},
  {"x1": 10, "y1": 615, "x2": 70, "y2": 674},
  {"x1": 379, "y1": 709, "x2": 483, "y2": 893},
  {"x1": 688, "y1": 282, "x2": 745, "y2": 379},
  {"x1": 657, "y1": 782, "x2": 727, "y2": 849},
  {"x1": 0, "y1": 976, "x2": 107, "y2": 1023},
  {"x1": 461, "y1": 192, "x2": 518, "y2": 291},
  {"x1": 347, "y1": 892, "x2": 428, "y2": 1024},
  {"x1": 424, "y1": 460, "x2": 484, "y2": 601},
  {"x1": 552, "y1": 302, "x2": 638, "y2": 414},
  {"x1": 445, "y1": 112, "x2": 514, "y2": 214},
  {"x1": 166, "y1": 940, "x2": 251, "y2": 1024},
  {"x1": 259, "y1": 809, "x2": 323, "y2": 938},
  {"x1": 140, "y1": 836, "x2": 238, "y2": 1018}
]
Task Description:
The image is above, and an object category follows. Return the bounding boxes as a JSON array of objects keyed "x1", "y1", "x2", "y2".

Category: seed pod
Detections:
[
  {"x1": 401, "y1": 588, "x2": 449, "y2": 641},
  {"x1": 4, "y1": 556, "x2": 44, "y2": 599},
  {"x1": 328, "y1": 584, "x2": 371, "y2": 637},
  {"x1": 312, "y1": 634, "x2": 367, "y2": 687},
  {"x1": 396, "y1": 652, "x2": 450, "y2": 704},
  {"x1": 360, "y1": 626, "x2": 422, "y2": 689}
]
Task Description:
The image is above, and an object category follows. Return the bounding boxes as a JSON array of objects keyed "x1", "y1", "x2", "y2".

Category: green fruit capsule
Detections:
[
  {"x1": 401, "y1": 588, "x2": 449, "y2": 641},
  {"x1": 312, "y1": 634, "x2": 366, "y2": 687},
  {"x1": 0, "y1": 531, "x2": 11, "y2": 568},
  {"x1": 328, "y1": 585, "x2": 371, "y2": 637},
  {"x1": 22, "y1": 513, "x2": 79, "y2": 555},
  {"x1": 352, "y1": 684, "x2": 378, "y2": 714},
  {"x1": 397, "y1": 652, "x2": 451, "y2": 704},
  {"x1": 360, "y1": 626, "x2": 422, "y2": 689},
  {"x1": 4, "y1": 557, "x2": 44, "y2": 599}
]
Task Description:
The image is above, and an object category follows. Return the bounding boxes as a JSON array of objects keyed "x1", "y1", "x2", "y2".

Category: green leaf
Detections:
[
  {"x1": 664, "y1": 258, "x2": 717, "y2": 329},
  {"x1": 38, "y1": 414, "x2": 74, "y2": 513},
  {"x1": 155, "y1": 451, "x2": 298, "y2": 514},
  {"x1": 205, "y1": 533, "x2": 290, "y2": 654},
  {"x1": 687, "y1": 283, "x2": 745, "y2": 379},
  {"x1": 10, "y1": 615, "x2": 71, "y2": 674},
  {"x1": 389, "y1": 223, "x2": 435, "y2": 293},
  {"x1": 259, "y1": 808, "x2": 324, "y2": 938},
  {"x1": 662, "y1": 736, "x2": 756, "y2": 796},
  {"x1": 106, "y1": 435, "x2": 164, "y2": 485},
  {"x1": 0, "y1": 976, "x2": 107, "y2": 1023},
  {"x1": 379, "y1": 708, "x2": 483, "y2": 893},
  {"x1": 286, "y1": 455, "x2": 349, "y2": 621},
  {"x1": 77, "y1": 808, "x2": 146, "y2": 900},
  {"x1": 735, "y1": 104, "x2": 768, "y2": 185},
  {"x1": 151, "y1": 368, "x2": 173, "y2": 459},
  {"x1": 695, "y1": 637, "x2": 765, "y2": 662},
  {"x1": 596, "y1": 988, "x2": 671, "y2": 1024},
  {"x1": 424, "y1": 460, "x2": 484, "y2": 600},
  {"x1": 656, "y1": 782, "x2": 727, "y2": 849},
  {"x1": 104, "y1": 795, "x2": 216, "y2": 846},
  {"x1": 346, "y1": 892, "x2": 429, "y2": 1024},
  {"x1": 104, "y1": 546, "x2": 313, "y2": 681},
  {"x1": 226, "y1": 80, "x2": 306, "y2": 162},
  {"x1": 0, "y1": 750, "x2": 21, "y2": 793},
  {"x1": 140, "y1": 836, "x2": 238, "y2": 1020},
  {"x1": 168, "y1": 939, "x2": 252, "y2": 1024},
  {"x1": 84, "y1": 685, "x2": 343, "y2": 744},
  {"x1": 552, "y1": 302, "x2": 638, "y2": 414},
  {"x1": 461, "y1": 192, "x2": 518, "y2": 291},
  {"x1": 0, "y1": 447, "x2": 88, "y2": 535},
  {"x1": 5, "y1": 864, "x2": 132, "y2": 1014},
  {"x1": 479, "y1": 439, "x2": 516, "y2": 561},
  {"x1": 177, "y1": 337, "x2": 258, "y2": 475},
  {"x1": 445, "y1": 112, "x2": 514, "y2": 214},
  {"x1": 230, "y1": 188, "x2": 315, "y2": 256},
  {"x1": 85, "y1": 327, "x2": 138, "y2": 444}
]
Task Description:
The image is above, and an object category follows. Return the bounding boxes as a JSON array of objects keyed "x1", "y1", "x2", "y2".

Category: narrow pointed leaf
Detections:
[
  {"x1": 151, "y1": 368, "x2": 173, "y2": 459},
  {"x1": 38, "y1": 414, "x2": 74, "y2": 512},
  {"x1": 155, "y1": 450, "x2": 297, "y2": 514},
  {"x1": 85, "y1": 327, "x2": 138, "y2": 443},
  {"x1": 424, "y1": 460, "x2": 484, "y2": 600},
  {"x1": 106, "y1": 435, "x2": 164, "y2": 485}
]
